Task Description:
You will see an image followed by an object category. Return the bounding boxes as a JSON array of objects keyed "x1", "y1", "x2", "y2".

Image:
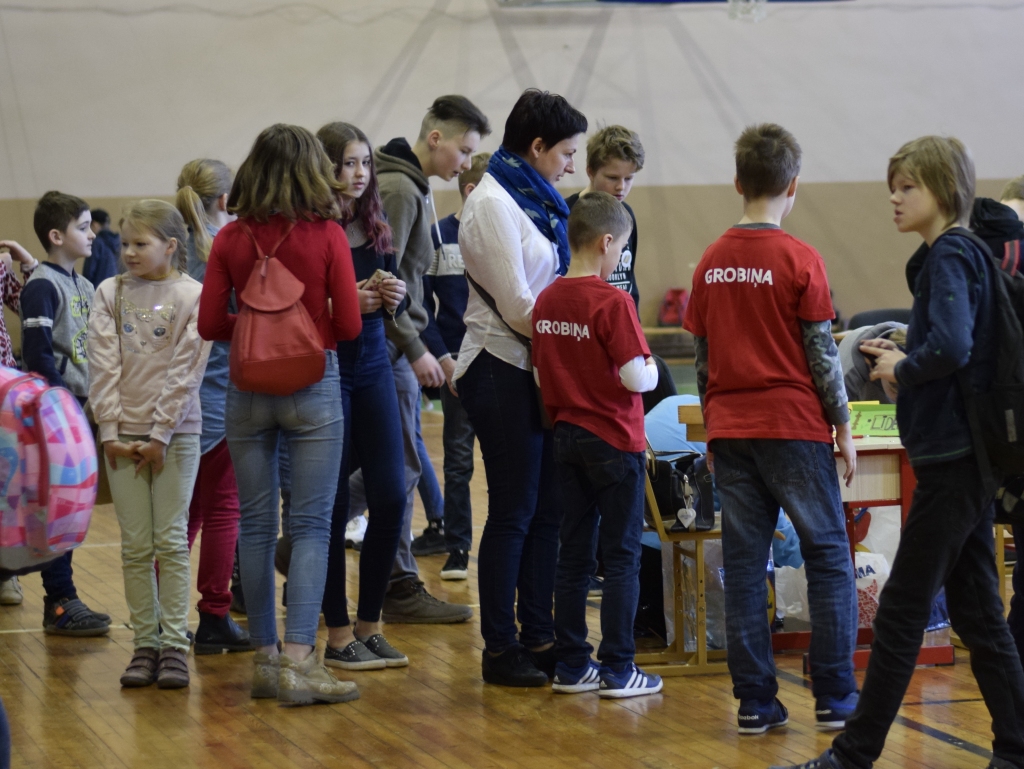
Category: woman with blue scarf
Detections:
[{"x1": 453, "y1": 89, "x2": 588, "y2": 688}]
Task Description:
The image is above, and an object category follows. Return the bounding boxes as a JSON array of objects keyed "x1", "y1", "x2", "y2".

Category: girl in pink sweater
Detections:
[{"x1": 88, "y1": 200, "x2": 211, "y2": 690}]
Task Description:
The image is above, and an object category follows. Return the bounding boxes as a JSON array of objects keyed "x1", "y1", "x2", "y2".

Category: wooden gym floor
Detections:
[{"x1": 0, "y1": 409, "x2": 1007, "y2": 768}]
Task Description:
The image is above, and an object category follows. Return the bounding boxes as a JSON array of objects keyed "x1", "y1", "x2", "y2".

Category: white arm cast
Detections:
[{"x1": 619, "y1": 356, "x2": 659, "y2": 393}]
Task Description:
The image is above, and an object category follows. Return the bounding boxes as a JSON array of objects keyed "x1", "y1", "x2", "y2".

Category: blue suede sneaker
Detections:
[
  {"x1": 815, "y1": 691, "x2": 859, "y2": 731},
  {"x1": 598, "y1": 663, "x2": 663, "y2": 699},
  {"x1": 552, "y1": 659, "x2": 601, "y2": 694},
  {"x1": 737, "y1": 697, "x2": 789, "y2": 734},
  {"x1": 768, "y1": 748, "x2": 845, "y2": 769}
]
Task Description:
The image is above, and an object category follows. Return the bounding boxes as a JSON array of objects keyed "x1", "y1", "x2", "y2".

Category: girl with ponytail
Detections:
[{"x1": 174, "y1": 160, "x2": 252, "y2": 654}]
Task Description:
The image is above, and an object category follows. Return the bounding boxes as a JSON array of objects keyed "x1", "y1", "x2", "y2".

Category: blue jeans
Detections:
[
  {"x1": 441, "y1": 378, "x2": 475, "y2": 553},
  {"x1": 324, "y1": 319, "x2": 406, "y2": 627},
  {"x1": 553, "y1": 423, "x2": 645, "y2": 670},
  {"x1": 226, "y1": 351, "x2": 343, "y2": 647},
  {"x1": 713, "y1": 438, "x2": 857, "y2": 701},
  {"x1": 457, "y1": 350, "x2": 560, "y2": 652},
  {"x1": 834, "y1": 457, "x2": 1024, "y2": 769},
  {"x1": 417, "y1": 426, "x2": 444, "y2": 524}
]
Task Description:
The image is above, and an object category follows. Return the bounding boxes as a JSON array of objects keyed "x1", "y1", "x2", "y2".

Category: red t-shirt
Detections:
[
  {"x1": 199, "y1": 215, "x2": 362, "y2": 349},
  {"x1": 532, "y1": 276, "x2": 651, "y2": 452},
  {"x1": 683, "y1": 227, "x2": 835, "y2": 443}
]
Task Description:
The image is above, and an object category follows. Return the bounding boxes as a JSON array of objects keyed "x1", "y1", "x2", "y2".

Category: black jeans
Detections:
[
  {"x1": 323, "y1": 318, "x2": 406, "y2": 626},
  {"x1": 1009, "y1": 524, "x2": 1024, "y2": 663},
  {"x1": 833, "y1": 456, "x2": 1024, "y2": 769},
  {"x1": 457, "y1": 350, "x2": 560, "y2": 652},
  {"x1": 552, "y1": 423, "x2": 645, "y2": 670},
  {"x1": 440, "y1": 377, "x2": 475, "y2": 553}
]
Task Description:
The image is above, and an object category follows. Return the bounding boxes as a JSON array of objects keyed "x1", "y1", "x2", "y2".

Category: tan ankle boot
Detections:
[{"x1": 278, "y1": 652, "x2": 359, "y2": 705}]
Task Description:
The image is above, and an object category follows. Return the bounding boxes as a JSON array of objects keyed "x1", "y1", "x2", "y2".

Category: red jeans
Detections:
[{"x1": 187, "y1": 439, "x2": 241, "y2": 616}]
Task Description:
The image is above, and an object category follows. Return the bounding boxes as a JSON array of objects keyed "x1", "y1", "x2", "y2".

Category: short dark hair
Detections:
[
  {"x1": 501, "y1": 89, "x2": 588, "y2": 157},
  {"x1": 568, "y1": 191, "x2": 632, "y2": 252},
  {"x1": 34, "y1": 191, "x2": 89, "y2": 252},
  {"x1": 1002, "y1": 174, "x2": 1024, "y2": 203},
  {"x1": 735, "y1": 123, "x2": 802, "y2": 200},
  {"x1": 91, "y1": 208, "x2": 110, "y2": 227},
  {"x1": 418, "y1": 95, "x2": 491, "y2": 141}
]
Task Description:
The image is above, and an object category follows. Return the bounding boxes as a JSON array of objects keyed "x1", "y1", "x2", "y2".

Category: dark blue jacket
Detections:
[
  {"x1": 895, "y1": 230, "x2": 996, "y2": 466},
  {"x1": 82, "y1": 229, "x2": 121, "y2": 288},
  {"x1": 423, "y1": 213, "x2": 468, "y2": 356}
]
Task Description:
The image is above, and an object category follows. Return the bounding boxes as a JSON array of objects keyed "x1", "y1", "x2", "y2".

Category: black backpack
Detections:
[
  {"x1": 645, "y1": 452, "x2": 715, "y2": 532},
  {"x1": 944, "y1": 225, "x2": 1024, "y2": 524}
]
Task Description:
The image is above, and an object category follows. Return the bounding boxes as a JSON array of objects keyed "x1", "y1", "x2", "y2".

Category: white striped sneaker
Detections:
[
  {"x1": 552, "y1": 659, "x2": 602, "y2": 694},
  {"x1": 598, "y1": 663, "x2": 664, "y2": 699}
]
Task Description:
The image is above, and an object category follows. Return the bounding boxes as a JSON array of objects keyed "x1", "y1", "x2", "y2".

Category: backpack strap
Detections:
[
  {"x1": 1004, "y1": 240, "x2": 1022, "y2": 277},
  {"x1": 238, "y1": 221, "x2": 297, "y2": 278}
]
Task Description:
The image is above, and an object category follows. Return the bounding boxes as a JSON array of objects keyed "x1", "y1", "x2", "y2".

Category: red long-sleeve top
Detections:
[{"x1": 199, "y1": 215, "x2": 362, "y2": 348}]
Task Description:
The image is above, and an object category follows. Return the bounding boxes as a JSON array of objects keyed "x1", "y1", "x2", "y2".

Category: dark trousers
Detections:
[
  {"x1": 440, "y1": 377, "x2": 475, "y2": 553},
  {"x1": 458, "y1": 350, "x2": 560, "y2": 652},
  {"x1": 1008, "y1": 525, "x2": 1024, "y2": 663},
  {"x1": 40, "y1": 551, "x2": 76, "y2": 602},
  {"x1": 323, "y1": 318, "x2": 406, "y2": 627},
  {"x1": 187, "y1": 439, "x2": 240, "y2": 616},
  {"x1": 552, "y1": 423, "x2": 645, "y2": 670},
  {"x1": 834, "y1": 456, "x2": 1024, "y2": 769}
]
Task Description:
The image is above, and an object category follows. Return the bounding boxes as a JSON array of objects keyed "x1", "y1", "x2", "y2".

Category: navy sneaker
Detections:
[
  {"x1": 737, "y1": 697, "x2": 788, "y2": 735},
  {"x1": 598, "y1": 663, "x2": 663, "y2": 699},
  {"x1": 815, "y1": 691, "x2": 859, "y2": 731},
  {"x1": 552, "y1": 659, "x2": 602, "y2": 694},
  {"x1": 768, "y1": 748, "x2": 845, "y2": 769}
]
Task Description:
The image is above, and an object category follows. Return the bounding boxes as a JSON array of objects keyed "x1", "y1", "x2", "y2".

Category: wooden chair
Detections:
[{"x1": 634, "y1": 404, "x2": 729, "y2": 676}]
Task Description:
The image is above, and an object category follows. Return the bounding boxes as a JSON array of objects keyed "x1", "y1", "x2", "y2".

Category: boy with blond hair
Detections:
[
  {"x1": 685, "y1": 124, "x2": 858, "y2": 735},
  {"x1": 1002, "y1": 174, "x2": 1024, "y2": 221},
  {"x1": 532, "y1": 191, "x2": 662, "y2": 698},
  {"x1": 776, "y1": 137, "x2": 1024, "y2": 769},
  {"x1": 566, "y1": 126, "x2": 644, "y2": 311}
]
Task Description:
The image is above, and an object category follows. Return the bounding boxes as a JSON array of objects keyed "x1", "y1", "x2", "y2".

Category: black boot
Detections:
[{"x1": 194, "y1": 611, "x2": 253, "y2": 655}]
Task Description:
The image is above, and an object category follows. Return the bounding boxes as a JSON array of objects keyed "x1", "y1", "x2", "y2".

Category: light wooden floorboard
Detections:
[{"x1": 0, "y1": 410, "x2": 1007, "y2": 768}]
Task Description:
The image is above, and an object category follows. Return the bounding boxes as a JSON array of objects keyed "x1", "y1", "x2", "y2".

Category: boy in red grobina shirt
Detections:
[
  {"x1": 684, "y1": 124, "x2": 858, "y2": 734},
  {"x1": 532, "y1": 191, "x2": 662, "y2": 699}
]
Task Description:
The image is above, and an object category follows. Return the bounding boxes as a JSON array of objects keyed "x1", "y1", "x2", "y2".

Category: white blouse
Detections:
[{"x1": 454, "y1": 172, "x2": 560, "y2": 377}]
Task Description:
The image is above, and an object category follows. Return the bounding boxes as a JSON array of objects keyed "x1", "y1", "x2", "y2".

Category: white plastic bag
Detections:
[
  {"x1": 775, "y1": 565, "x2": 810, "y2": 622},
  {"x1": 855, "y1": 551, "x2": 890, "y2": 628}
]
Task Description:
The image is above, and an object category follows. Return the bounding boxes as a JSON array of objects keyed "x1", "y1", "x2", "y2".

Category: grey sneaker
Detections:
[
  {"x1": 357, "y1": 633, "x2": 409, "y2": 667},
  {"x1": 278, "y1": 652, "x2": 360, "y2": 705},
  {"x1": 251, "y1": 652, "x2": 280, "y2": 699},
  {"x1": 381, "y1": 579, "x2": 473, "y2": 624},
  {"x1": 0, "y1": 577, "x2": 22, "y2": 606},
  {"x1": 324, "y1": 640, "x2": 386, "y2": 671}
]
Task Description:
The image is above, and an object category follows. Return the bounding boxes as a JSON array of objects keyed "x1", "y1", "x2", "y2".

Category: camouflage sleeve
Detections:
[
  {"x1": 694, "y1": 335, "x2": 709, "y2": 412},
  {"x1": 801, "y1": 319, "x2": 849, "y2": 426}
]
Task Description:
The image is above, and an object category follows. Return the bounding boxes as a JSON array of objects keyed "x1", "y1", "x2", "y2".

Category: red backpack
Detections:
[
  {"x1": 657, "y1": 288, "x2": 690, "y2": 327},
  {"x1": 229, "y1": 221, "x2": 326, "y2": 396}
]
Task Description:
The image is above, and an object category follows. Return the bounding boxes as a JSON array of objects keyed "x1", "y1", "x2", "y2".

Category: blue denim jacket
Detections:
[
  {"x1": 895, "y1": 230, "x2": 996, "y2": 466},
  {"x1": 187, "y1": 227, "x2": 234, "y2": 454}
]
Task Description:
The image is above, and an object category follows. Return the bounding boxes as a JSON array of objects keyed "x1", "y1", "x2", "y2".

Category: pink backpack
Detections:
[{"x1": 0, "y1": 367, "x2": 97, "y2": 572}]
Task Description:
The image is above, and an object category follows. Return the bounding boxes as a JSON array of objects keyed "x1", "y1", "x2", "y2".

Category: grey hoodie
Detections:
[
  {"x1": 838, "y1": 321, "x2": 905, "y2": 403},
  {"x1": 375, "y1": 139, "x2": 436, "y2": 363}
]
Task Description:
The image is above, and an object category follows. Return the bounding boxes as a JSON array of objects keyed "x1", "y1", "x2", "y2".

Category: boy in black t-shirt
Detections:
[{"x1": 565, "y1": 126, "x2": 644, "y2": 313}]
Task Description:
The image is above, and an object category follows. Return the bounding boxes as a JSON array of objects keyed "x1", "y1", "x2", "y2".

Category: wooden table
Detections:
[{"x1": 674, "y1": 406, "x2": 959, "y2": 670}]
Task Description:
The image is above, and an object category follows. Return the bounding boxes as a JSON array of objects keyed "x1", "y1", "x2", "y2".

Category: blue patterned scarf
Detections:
[{"x1": 488, "y1": 146, "x2": 571, "y2": 275}]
